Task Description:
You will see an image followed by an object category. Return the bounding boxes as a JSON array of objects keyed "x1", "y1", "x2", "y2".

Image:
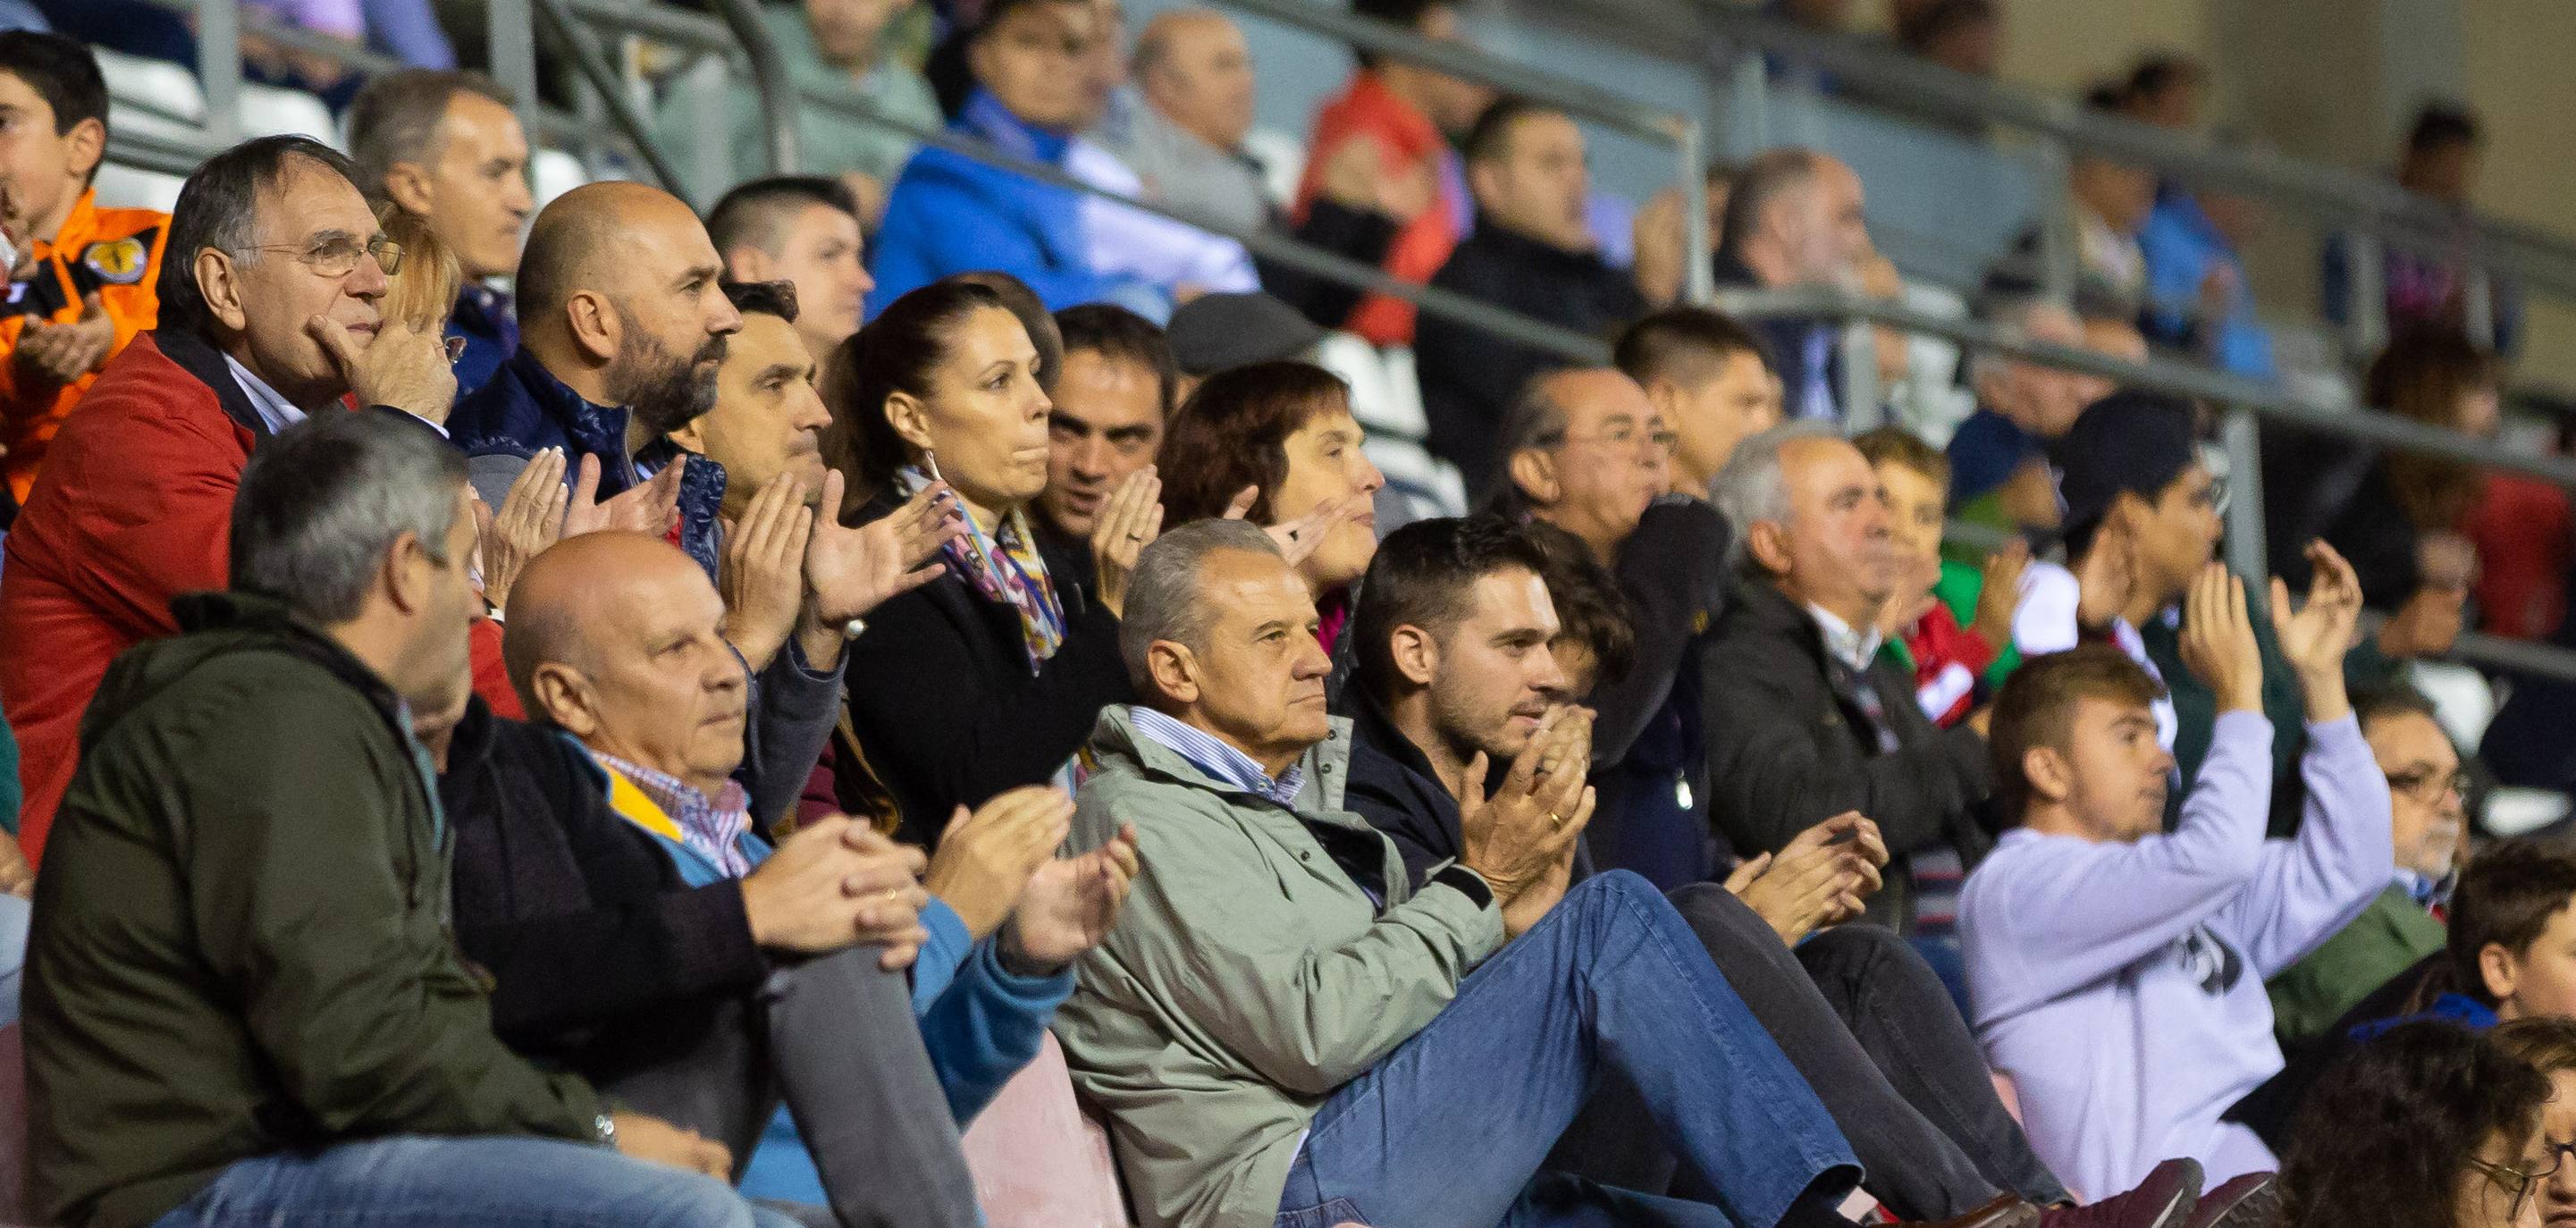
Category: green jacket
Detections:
[
  {"x1": 1054, "y1": 708, "x2": 1503, "y2": 1228},
  {"x1": 2266, "y1": 881, "x2": 2447, "y2": 1053},
  {"x1": 26, "y1": 593, "x2": 601, "y2": 1228}
]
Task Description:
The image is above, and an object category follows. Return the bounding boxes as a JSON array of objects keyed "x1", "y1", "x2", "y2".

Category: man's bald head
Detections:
[
  {"x1": 503, "y1": 530, "x2": 752, "y2": 791},
  {"x1": 516, "y1": 181, "x2": 715, "y2": 330},
  {"x1": 501, "y1": 531, "x2": 702, "y2": 708},
  {"x1": 1132, "y1": 7, "x2": 1256, "y2": 151}
]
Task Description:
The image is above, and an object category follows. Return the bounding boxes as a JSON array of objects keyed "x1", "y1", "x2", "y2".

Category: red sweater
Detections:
[
  {"x1": 2, "y1": 332, "x2": 248, "y2": 862},
  {"x1": 1901, "y1": 603, "x2": 1999, "y2": 728}
]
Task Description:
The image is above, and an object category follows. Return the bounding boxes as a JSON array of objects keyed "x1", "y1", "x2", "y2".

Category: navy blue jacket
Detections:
[{"x1": 448, "y1": 346, "x2": 726, "y2": 576}]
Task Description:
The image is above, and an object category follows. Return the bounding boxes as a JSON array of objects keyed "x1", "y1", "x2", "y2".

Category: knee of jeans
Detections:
[
  {"x1": 647, "y1": 1169, "x2": 762, "y2": 1228},
  {"x1": 1573, "y1": 869, "x2": 1661, "y2": 909}
]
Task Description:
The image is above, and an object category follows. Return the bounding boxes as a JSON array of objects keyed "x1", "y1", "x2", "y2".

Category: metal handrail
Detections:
[{"x1": 1694, "y1": 4, "x2": 2576, "y2": 300}]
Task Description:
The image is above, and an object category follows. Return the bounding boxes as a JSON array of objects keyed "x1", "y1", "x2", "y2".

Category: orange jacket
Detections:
[
  {"x1": 0, "y1": 189, "x2": 170, "y2": 505},
  {"x1": 1292, "y1": 72, "x2": 1462, "y2": 348}
]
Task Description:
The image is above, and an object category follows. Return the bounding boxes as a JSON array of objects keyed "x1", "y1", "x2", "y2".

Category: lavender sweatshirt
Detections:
[{"x1": 1959, "y1": 711, "x2": 2391, "y2": 1199}]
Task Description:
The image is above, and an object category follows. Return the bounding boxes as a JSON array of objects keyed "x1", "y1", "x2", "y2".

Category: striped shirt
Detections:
[
  {"x1": 594, "y1": 752, "x2": 757, "y2": 879},
  {"x1": 1126, "y1": 707, "x2": 1307, "y2": 808}
]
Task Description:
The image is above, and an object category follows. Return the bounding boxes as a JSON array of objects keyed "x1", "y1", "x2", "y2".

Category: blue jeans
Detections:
[
  {"x1": 149, "y1": 1135, "x2": 804, "y2": 1228},
  {"x1": 1275, "y1": 871, "x2": 1862, "y2": 1228}
]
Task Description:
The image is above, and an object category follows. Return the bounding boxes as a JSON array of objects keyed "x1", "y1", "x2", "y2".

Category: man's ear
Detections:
[
  {"x1": 381, "y1": 160, "x2": 438, "y2": 218},
  {"x1": 722, "y1": 245, "x2": 773, "y2": 284},
  {"x1": 668, "y1": 418, "x2": 709, "y2": 455},
  {"x1": 884, "y1": 388, "x2": 938, "y2": 455},
  {"x1": 1642, "y1": 377, "x2": 1687, "y2": 425},
  {"x1": 1506, "y1": 448, "x2": 1559, "y2": 509},
  {"x1": 1389, "y1": 623, "x2": 1440, "y2": 688},
  {"x1": 2482, "y1": 942, "x2": 2521, "y2": 1008},
  {"x1": 565, "y1": 288, "x2": 620, "y2": 366},
  {"x1": 530, "y1": 662, "x2": 601, "y2": 737},
  {"x1": 1466, "y1": 160, "x2": 1503, "y2": 214},
  {"x1": 1745, "y1": 517, "x2": 1795, "y2": 577},
  {"x1": 1145, "y1": 640, "x2": 1200, "y2": 707},
  {"x1": 63, "y1": 116, "x2": 105, "y2": 185},
  {"x1": 2021, "y1": 744, "x2": 2073, "y2": 808},
  {"x1": 195, "y1": 247, "x2": 249, "y2": 332},
  {"x1": 381, "y1": 530, "x2": 433, "y2": 617}
]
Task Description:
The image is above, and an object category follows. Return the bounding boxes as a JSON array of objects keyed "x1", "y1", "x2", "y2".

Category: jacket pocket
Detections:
[{"x1": 1275, "y1": 1196, "x2": 1370, "y2": 1228}]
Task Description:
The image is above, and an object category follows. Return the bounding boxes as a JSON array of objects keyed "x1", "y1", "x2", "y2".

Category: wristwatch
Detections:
[{"x1": 593, "y1": 1111, "x2": 618, "y2": 1148}]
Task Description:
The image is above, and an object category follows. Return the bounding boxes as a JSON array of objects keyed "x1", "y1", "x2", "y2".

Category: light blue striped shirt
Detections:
[{"x1": 1126, "y1": 706, "x2": 1305, "y2": 808}]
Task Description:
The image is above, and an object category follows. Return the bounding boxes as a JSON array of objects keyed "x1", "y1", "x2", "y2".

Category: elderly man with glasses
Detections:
[{"x1": 0, "y1": 133, "x2": 459, "y2": 869}]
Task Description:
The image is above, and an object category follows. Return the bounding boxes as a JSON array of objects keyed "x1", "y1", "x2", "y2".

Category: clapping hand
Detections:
[
  {"x1": 1458, "y1": 708, "x2": 1597, "y2": 938},
  {"x1": 15, "y1": 290, "x2": 114, "y2": 387},
  {"x1": 719, "y1": 473, "x2": 814, "y2": 671},
  {"x1": 1089, "y1": 467, "x2": 1164, "y2": 618},
  {"x1": 1008, "y1": 822, "x2": 1141, "y2": 969},
  {"x1": 1726, "y1": 812, "x2": 1884, "y2": 946},
  {"x1": 472, "y1": 446, "x2": 572, "y2": 610},
  {"x1": 1968, "y1": 537, "x2": 2032, "y2": 651},
  {"x1": 2179, "y1": 563, "x2": 2263, "y2": 716},
  {"x1": 2270, "y1": 540, "x2": 2362, "y2": 722},
  {"x1": 1223, "y1": 484, "x2": 1368, "y2": 572},
  {"x1": 562, "y1": 453, "x2": 685, "y2": 539},
  {"x1": 807, "y1": 469, "x2": 960, "y2": 627},
  {"x1": 922, "y1": 786, "x2": 1074, "y2": 940}
]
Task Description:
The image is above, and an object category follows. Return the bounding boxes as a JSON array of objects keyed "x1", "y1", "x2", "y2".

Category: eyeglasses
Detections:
[
  {"x1": 232, "y1": 234, "x2": 404, "y2": 279},
  {"x1": 1549, "y1": 425, "x2": 1679, "y2": 457},
  {"x1": 2468, "y1": 1147, "x2": 2565, "y2": 1222},
  {"x1": 2384, "y1": 767, "x2": 2469, "y2": 807}
]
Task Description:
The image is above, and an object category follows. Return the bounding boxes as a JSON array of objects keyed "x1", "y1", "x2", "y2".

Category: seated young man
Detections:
[
  {"x1": 1961, "y1": 558, "x2": 2392, "y2": 1201},
  {"x1": 439, "y1": 528, "x2": 1140, "y2": 1224},
  {"x1": 1340, "y1": 514, "x2": 2226, "y2": 1228},
  {"x1": 28, "y1": 413, "x2": 777, "y2": 1228},
  {"x1": 1057, "y1": 517, "x2": 2106, "y2": 1228}
]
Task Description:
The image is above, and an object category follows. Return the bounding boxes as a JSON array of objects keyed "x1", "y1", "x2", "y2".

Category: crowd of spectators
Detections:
[{"x1": 1, "y1": 4, "x2": 2575, "y2": 1228}]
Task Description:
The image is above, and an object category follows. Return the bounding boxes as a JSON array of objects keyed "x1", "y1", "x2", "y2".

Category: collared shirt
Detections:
[
  {"x1": 1127, "y1": 706, "x2": 1306, "y2": 809},
  {"x1": 1806, "y1": 602, "x2": 1885, "y2": 676},
  {"x1": 593, "y1": 751, "x2": 757, "y2": 879},
  {"x1": 222, "y1": 352, "x2": 306, "y2": 434}
]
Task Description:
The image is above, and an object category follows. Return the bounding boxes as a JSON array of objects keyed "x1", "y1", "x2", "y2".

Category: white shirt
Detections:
[
  {"x1": 2014, "y1": 559, "x2": 2179, "y2": 750},
  {"x1": 1805, "y1": 602, "x2": 1884, "y2": 675},
  {"x1": 223, "y1": 353, "x2": 305, "y2": 434}
]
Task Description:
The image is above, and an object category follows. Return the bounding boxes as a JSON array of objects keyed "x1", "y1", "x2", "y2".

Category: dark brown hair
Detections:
[
  {"x1": 1987, "y1": 644, "x2": 2168, "y2": 820},
  {"x1": 1156, "y1": 360, "x2": 1351, "y2": 526},
  {"x1": 823, "y1": 280, "x2": 1013, "y2": 503},
  {"x1": 2448, "y1": 840, "x2": 2576, "y2": 1007},
  {"x1": 2368, "y1": 328, "x2": 2497, "y2": 533},
  {"x1": 2276, "y1": 1022, "x2": 2547, "y2": 1228},
  {"x1": 1522, "y1": 517, "x2": 1636, "y2": 694},
  {"x1": 1852, "y1": 425, "x2": 1950, "y2": 489}
]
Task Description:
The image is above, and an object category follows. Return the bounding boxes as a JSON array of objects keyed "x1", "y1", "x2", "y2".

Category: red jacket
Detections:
[
  {"x1": 1899, "y1": 603, "x2": 1999, "y2": 729},
  {"x1": 1, "y1": 330, "x2": 251, "y2": 862},
  {"x1": 1293, "y1": 71, "x2": 1463, "y2": 347}
]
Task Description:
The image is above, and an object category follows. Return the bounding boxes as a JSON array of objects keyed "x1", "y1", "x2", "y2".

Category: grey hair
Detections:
[
  {"x1": 1710, "y1": 419, "x2": 1842, "y2": 575},
  {"x1": 346, "y1": 69, "x2": 516, "y2": 195},
  {"x1": 1968, "y1": 291, "x2": 2076, "y2": 389},
  {"x1": 231, "y1": 411, "x2": 469, "y2": 624},
  {"x1": 1119, "y1": 518, "x2": 1283, "y2": 696},
  {"x1": 158, "y1": 135, "x2": 363, "y2": 337},
  {"x1": 1716, "y1": 147, "x2": 1825, "y2": 262}
]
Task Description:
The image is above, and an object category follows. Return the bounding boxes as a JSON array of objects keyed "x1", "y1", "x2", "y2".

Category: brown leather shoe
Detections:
[
  {"x1": 1890, "y1": 1193, "x2": 2044, "y2": 1228},
  {"x1": 2039, "y1": 1158, "x2": 2206, "y2": 1228}
]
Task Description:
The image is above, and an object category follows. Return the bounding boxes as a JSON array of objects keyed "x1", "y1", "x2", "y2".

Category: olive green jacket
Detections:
[
  {"x1": 2266, "y1": 880, "x2": 2448, "y2": 1054},
  {"x1": 27, "y1": 593, "x2": 601, "y2": 1228},
  {"x1": 1054, "y1": 707, "x2": 1504, "y2": 1228}
]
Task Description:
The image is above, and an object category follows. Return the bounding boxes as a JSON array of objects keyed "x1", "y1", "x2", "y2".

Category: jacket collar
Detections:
[
  {"x1": 1348, "y1": 685, "x2": 1445, "y2": 795},
  {"x1": 1090, "y1": 703, "x2": 1357, "y2": 817},
  {"x1": 960, "y1": 88, "x2": 1073, "y2": 164},
  {"x1": 170, "y1": 590, "x2": 408, "y2": 719},
  {"x1": 37, "y1": 187, "x2": 101, "y2": 257},
  {"x1": 500, "y1": 346, "x2": 635, "y2": 473},
  {"x1": 1461, "y1": 212, "x2": 1613, "y2": 276},
  {"x1": 151, "y1": 327, "x2": 274, "y2": 441}
]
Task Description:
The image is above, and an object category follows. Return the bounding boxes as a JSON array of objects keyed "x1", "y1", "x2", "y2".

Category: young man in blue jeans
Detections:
[{"x1": 1058, "y1": 520, "x2": 2047, "y2": 1228}]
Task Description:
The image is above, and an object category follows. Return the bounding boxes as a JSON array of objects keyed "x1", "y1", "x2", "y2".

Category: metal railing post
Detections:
[
  {"x1": 196, "y1": 0, "x2": 241, "y2": 147},
  {"x1": 2347, "y1": 231, "x2": 2387, "y2": 359},
  {"x1": 1725, "y1": 46, "x2": 1769, "y2": 156},
  {"x1": 2467, "y1": 268, "x2": 2497, "y2": 351},
  {"x1": 2218, "y1": 404, "x2": 2268, "y2": 582},
  {"x1": 488, "y1": 0, "x2": 539, "y2": 164},
  {"x1": 1679, "y1": 118, "x2": 1713, "y2": 306},
  {"x1": 705, "y1": 0, "x2": 800, "y2": 175},
  {"x1": 530, "y1": 0, "x2": 690, "y2": 192},
  {"x1": 2035, "y1": 135, "x2": 2076, "y2": 306}
]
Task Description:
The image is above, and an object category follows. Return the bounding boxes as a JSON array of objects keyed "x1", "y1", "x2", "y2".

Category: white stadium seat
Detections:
[
  {"x1": 91, "y1": 164, "x2": 187, "y2": 214},
  {"x1": 531, "y1": 149, "x2": 593, "y2": 213}
]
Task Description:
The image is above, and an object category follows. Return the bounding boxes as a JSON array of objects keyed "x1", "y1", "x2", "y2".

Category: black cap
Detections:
[
  {"x1": 2053, "y1": 389, "x2": 2199, "y2": 536},
  {"x1": 1166, "y1": 292, "x2": 1326, "y2": 377}
]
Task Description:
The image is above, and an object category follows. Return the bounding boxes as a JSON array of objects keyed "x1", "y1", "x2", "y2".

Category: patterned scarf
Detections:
[{"x1": 897, "y1": 465, "x2": 1065, "y2": 671}]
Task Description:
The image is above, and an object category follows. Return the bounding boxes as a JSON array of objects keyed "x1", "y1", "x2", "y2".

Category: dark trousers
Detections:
[
  {"x1": 1554, "y1": 886, "x2": 2068, "y2": 1220},
  {"x1": 595, "y1": 945, "x2": 983, "y2": 1228}
]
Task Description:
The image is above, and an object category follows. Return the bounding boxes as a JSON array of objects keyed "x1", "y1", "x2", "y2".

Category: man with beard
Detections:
[{"x1": 450, "y1": 181, "x2": 743, "y2": 575}]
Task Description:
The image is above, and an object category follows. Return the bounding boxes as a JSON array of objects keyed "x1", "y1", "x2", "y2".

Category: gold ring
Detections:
[
  {"x1": 1126, "y1": 532, "x2": 1143, "y2": 541},
  {"x1": 1546, "y1": 812, "x2": 1563, "y2": 830}
]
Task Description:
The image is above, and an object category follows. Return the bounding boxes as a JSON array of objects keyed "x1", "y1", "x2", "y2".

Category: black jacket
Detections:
[
  {"x1": 440, "y1": 698, "x2": 768, "y2": 1076},
  {"x1": 1343, "y1": 686, "x2": 1593, "y2": 890},
  {"x1": 2260, "y1": 425, "x2": 2422, "y2": 610},
  {"x1": 840, "y1": 492, "x2": 1133, "y2": 847},
  {"x1": 1587, "y1": 498, "x2": 1731, "y2": 888},
  {"x1": 1699, "y1": 580, "x2": 1994, "y2": 931},
  {"x1": 1415, "y1": 216, "x2": 1651, "y2": 498}
]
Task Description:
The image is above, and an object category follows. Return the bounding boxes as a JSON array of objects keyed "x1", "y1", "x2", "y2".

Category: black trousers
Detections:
[{"x1": 1553, "y1": 885, "x2": 2070, "y2": 1220}]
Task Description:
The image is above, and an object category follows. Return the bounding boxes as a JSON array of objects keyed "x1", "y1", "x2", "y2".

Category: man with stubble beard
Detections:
[{"x1": 449, "y1": 181, "x2": 743, "y2": 576}]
